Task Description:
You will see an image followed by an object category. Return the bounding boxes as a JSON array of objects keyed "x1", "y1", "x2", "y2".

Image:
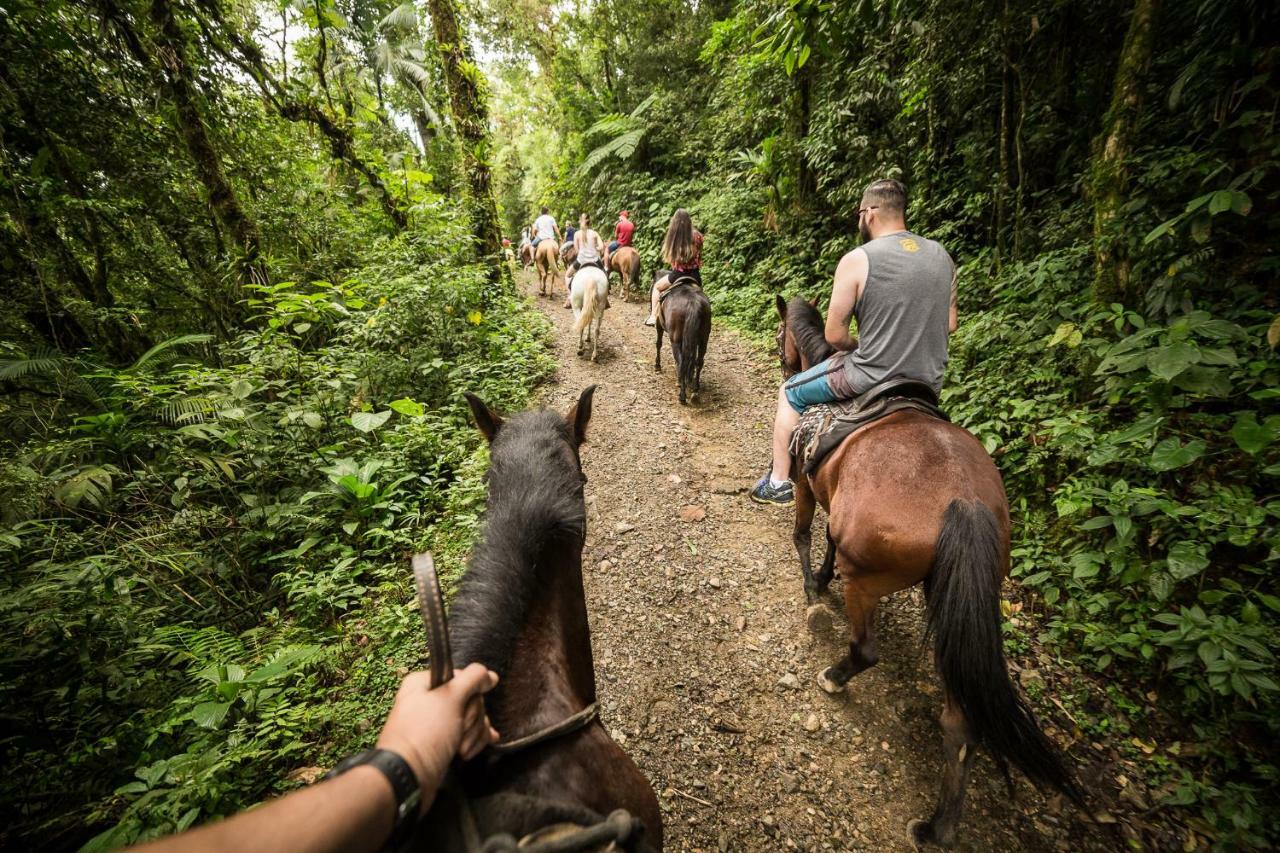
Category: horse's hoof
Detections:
[
  {"x1": 806, "y1": 604, "x2": 835, "y2": 635},
  {"x1": 818, "y1": 667, "x2": 846, "y2": 695},
  {"x1": 907, "y1": 819, "x2": 947, "y2": 849}
]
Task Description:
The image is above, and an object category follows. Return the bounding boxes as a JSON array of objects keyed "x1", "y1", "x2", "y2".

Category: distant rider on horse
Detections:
[
  {"x1": 748, "y1": 179, "x2": 958, "y2": 505},
  {"x1": 532, "y1": 206, "x2": 561, "y2": 250},
  {"x1": 644, "y1": 209, "x2": 702, "y2": 326},
  {"x1": 605, "y1": 210, "x2": 635, "y2": 273},
  {"x1": 564, "y1": 212, "x2": 606, "y2": 308}
]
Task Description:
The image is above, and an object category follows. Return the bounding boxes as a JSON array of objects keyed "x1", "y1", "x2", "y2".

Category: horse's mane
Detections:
[
  {"x1": 788, "y1": 296, "x2": 837, "y2": 364},
  {"x1": 450, "y1": 409, "x2": 586, "y2": 678}
]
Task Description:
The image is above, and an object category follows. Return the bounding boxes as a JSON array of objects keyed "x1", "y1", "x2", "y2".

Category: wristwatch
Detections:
[{"x1": 325, "y1": 748, "x2": 421, "y2": 845}]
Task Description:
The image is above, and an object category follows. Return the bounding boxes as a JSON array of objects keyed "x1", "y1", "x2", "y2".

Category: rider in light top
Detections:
[
  {"x1": 605, "y1": 210, "x2": 635, "y2": 273},
  {"x1": 644, "y1": 209, "x2": 702, "y2": 326},
  {"x1": 565, "y1": 213, "x2": 606, "y2": 308},
  {"x1": 532, "y1": 206, "x2": 561, "y2": 248},
  {"x1": 748, "y1": 179, "x2": 958, "y2": 506}
]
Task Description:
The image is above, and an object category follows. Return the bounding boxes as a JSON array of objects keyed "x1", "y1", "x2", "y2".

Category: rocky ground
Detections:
[{"x1": 521, "y1": 272, "x2": 1128, "y2": 852}]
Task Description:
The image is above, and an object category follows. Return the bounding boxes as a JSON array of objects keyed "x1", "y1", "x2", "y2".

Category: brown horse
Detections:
[
  {"x1": 431, "y1": 386, "x2": 662, "y2": 849},
  {"x1": 655, "y1": 274, "x2": 711, "y2": 405},
  {"x1": 607, "y1": 246, "x2": 641, "y2": 302},
  {"x1": 520, "y1": 241, "x2": 534, "y2": 268},
  {"x1": 535, "y1": 240, "x2": 560, "y2": 297},
  {"x1": 775, "y1": 295, "x2": 1082, "y2": 848}
]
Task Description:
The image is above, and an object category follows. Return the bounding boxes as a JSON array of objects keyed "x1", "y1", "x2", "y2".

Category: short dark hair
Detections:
[
  {"x1": 541, "y1": 206, "x2": 549, "y2": 214},
  {"x1": 862, "y1": 179, "x2": 907, "y2": 217}
]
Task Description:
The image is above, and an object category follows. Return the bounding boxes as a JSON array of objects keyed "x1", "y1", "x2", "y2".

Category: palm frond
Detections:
[
  {"x1": 129, "y1": 334, "x2": 214, "y2": 372},
  {"x1": 379, "y1": 2, "x2": 419, "y2": 33},
  {"x1": 0, "y1": 349, "x2": 72, "y2": 382}
]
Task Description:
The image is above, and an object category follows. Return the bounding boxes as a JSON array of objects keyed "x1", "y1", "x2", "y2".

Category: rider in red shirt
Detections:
[{"x1": 605, "y1": 210, "x2": 634, "y2": 273}]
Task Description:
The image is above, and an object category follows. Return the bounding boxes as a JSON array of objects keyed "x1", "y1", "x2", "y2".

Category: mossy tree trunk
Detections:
[
  {"x1": 1090, "y1": 0, "x2": 1159, "y2": 306},
  {"x1": 425, "y1": 0, "x2": 509, "y2": 296}
]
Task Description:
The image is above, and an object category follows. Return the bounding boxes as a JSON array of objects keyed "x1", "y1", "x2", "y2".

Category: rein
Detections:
[
  {"x1": 409, "y1": 553, "x2": 642, "y2": 852},
  {"x1": 412, "y1": 553, "x2": 599, "y2": 755}
]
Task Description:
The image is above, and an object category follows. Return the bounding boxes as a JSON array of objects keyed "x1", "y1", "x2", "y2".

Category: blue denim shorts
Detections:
[{"x1": 783, "y1": 355, "x2": 855, "y2": 413}]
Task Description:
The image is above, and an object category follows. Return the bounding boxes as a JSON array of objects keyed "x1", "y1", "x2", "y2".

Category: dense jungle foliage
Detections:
[
  {"x1": 483, "y1": 0, "x2": 1279, "y2": 846},
  {"x1": 1, "y1": 0, "x2": 1276, "y2": 849},
  {"x1": 1, "y1": 0, "x2": 544, "y2": 847}
]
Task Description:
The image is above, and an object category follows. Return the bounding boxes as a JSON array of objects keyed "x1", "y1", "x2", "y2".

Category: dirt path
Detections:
[{"x1": 522, "y1": 273, "x2": 1102, "y2": 852}]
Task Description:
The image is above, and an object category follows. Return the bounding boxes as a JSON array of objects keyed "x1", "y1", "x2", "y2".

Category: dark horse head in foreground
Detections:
[
  {"x1": 654, "y1": 274, "x2": 711, "y2": 405},
  {"x1": 775, "y1": 295, "x2": 1084, "y2": 848},
  {"x1": 417, "y1": 386, "x2": 662, "y2": 849}
]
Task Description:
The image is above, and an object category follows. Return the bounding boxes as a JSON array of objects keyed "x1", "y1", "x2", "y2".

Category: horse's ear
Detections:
[
  {"x1": 464, "y1": 393, "x2": 503, "y2": 443},
  {"x1": 809, "y1": 295, "x2": 820, "y2": 308},
  {"x1": 775, "y1": 294, "x2": 788, "y2": 319},
  {"x1": 565, "y1": 384, "x2": 597, "y2": 447}
]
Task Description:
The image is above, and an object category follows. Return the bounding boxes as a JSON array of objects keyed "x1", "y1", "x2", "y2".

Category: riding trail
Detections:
[{"x1": 520, "y1": 271, "x2": 1116, "y2": 852}]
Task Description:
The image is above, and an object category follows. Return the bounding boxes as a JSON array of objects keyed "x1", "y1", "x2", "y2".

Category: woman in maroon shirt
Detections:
[{"x1": 645, "y1": 209, "x2": 702, "y2": 326}]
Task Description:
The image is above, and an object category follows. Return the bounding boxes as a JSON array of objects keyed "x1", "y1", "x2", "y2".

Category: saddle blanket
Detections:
[{"x1": 789, "y1": 391, "x2": 948, "y2": 476}]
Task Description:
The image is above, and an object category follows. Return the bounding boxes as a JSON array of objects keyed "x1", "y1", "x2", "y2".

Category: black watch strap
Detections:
[{"x1": 325, "y1": 749, "x2": 421, "y2": 846}]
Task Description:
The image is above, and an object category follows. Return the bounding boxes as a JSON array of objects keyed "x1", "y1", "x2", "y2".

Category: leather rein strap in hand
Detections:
[
  {"x1": 413, "y1": 553, "x2": 453, "y2": 690},
  {"x1": 410, "y1": 553, "x2": 598, "y2": 755}
]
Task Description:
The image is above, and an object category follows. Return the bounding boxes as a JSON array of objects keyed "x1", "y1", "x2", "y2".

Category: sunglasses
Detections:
[{"x1": 857, "y1": 205, "x2": 880, "y2": 218}]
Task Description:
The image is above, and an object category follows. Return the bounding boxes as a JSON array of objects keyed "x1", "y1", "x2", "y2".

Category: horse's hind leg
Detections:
[
  {"x1": 654, "y1": 326, "x2": 663, "y2": 372},
  {"x1": 592, "y1": 305, "x2": 603, "y2": 361},
  {"x1": 819, "y1": 572, "x2": 881, "y2": 694},
  {"x1": 908, "y1": 693, "x2": 977, "y2": 849},
  {"x1": 815, "y1": 525, "x2": 836, "y2": 594}
]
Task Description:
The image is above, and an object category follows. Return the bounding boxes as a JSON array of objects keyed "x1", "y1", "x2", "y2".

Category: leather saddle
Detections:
[{"x1": 789, "y1": 377, "x2": 947, "y2": 475}]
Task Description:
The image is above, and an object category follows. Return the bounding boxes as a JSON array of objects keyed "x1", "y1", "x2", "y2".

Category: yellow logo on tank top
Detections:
[{"x1": 899, "y1": 237, "x2": 920, "y2": 252}]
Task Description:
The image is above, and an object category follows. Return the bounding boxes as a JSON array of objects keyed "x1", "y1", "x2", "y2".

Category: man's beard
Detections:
[{"x1": 858, "y1": 218, "x2": 871, "y2": 243}]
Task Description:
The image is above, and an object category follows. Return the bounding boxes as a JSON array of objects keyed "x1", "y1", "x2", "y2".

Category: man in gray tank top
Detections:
[{"x1": 750, "y1": 179, "x2": 958, "y2": 505}]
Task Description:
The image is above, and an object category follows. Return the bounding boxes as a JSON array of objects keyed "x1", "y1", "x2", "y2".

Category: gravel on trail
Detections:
[{"x1": 520, "y1": 273, "x2": 1117, "y2": 852}]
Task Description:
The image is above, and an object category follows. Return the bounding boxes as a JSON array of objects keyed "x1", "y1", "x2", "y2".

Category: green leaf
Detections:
[
  {"x1": 1149, "y1": 572, "x2": 1173, "y2": 602},
  {"x1": 191, "y1": 701, "x2": 232, "y2": 729},
  {"x1": 389, "y1": 398, "x2": 425, "y2": 418},
  {"x1": 1149, "y1": 438, "x2": 1205, "y2": 471},
  {"x1": 1147, "y1": 343, "x2": 1198, "y2": 381},
  {"x1": 302, "y1": 412, "x2": 323, "y2": 429},
  {"x1": 1268, "y1": 315, "x2": 1280, "y2": 349},
  {"x1": 350, "y1": 410, "x2": 392, "y2": 433},
  {"x1": 230, "y1": 378, "x2": 253, "y2": 399},
  {"x1": 1167, "y1": 541, "x2": 1209, "y2": 580},
  {"x1": 1231, "y1": 412, "x2": 1279, "y2": 455}
]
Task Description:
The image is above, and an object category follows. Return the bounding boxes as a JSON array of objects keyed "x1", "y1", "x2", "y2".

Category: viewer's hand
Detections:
[{"x1": 376, "y1": 663, "x2": 500, "y2": 811}]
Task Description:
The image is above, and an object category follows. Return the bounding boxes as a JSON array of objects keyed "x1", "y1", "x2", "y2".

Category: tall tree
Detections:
[
  {"x1": 1090, "y1": 0, "x2": 1159, "y2": 305},
  {"x1": 426, "y1": 0, "x2": 508, "y2": 292}
]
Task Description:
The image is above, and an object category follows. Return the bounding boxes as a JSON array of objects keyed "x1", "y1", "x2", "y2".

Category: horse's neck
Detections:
[{"x1": 496, "y1": 539, "x2": 596, "y2": 737}]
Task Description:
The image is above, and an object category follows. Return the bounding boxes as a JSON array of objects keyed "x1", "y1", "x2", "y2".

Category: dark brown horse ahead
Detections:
[
  {"x1": 654, "y1": 275, "x2": 711, "y2": 405},
  {"x1": 776, "y1": 296, "x2": 1082, "y2": 848},
  {"x1": 421, "y1": 387, "x2": 661, "y2": 849}
]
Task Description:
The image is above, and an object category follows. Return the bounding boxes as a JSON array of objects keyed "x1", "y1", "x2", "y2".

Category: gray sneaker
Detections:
[{"x1": 750, "y1": 474, "x2": 794, "y2": 506}]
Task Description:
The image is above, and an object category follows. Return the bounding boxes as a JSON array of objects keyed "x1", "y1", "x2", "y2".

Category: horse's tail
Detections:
[
  {"x1": 926, "y1": 500, "x2": 1084, "y2": 805},
  {"x1": 629, "y1": 253, "x2": 642, "y2": 290},
  {"x1": 678, "y1": 301, "x2": 702, "y2": 392},
  {"x1": 574, "y1": 274, "x2": 599, "y2": 335}
]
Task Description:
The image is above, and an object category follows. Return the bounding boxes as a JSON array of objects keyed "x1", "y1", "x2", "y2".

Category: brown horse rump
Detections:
[
  {"x1": 658, "y1": 277, "x2": 701, "y2": 306},
  {"x1": 789, "y1": 378, "x2": 948, "y2": 475}
]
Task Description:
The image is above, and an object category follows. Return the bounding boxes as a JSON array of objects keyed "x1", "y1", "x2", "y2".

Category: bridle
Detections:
[
  {"x1": 410, "y1": 554, "x2": 644, "y2": 852},
  {"x1": 776, "y1": 322, "x2": 798, "y2": 379}
]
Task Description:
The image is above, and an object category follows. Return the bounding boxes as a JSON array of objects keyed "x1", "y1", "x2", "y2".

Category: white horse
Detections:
[{"x1": 571, "y1": 265, "x2": 609, "y2": 361}]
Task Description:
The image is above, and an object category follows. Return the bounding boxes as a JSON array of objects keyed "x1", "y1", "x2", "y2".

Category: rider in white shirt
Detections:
[{"x1": 532, "y1": 207, "x2": 560, "y2": 248}]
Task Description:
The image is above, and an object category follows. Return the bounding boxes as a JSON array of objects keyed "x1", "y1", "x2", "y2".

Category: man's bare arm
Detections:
[
  {"x1": 948, "y1": 266, "x2": 958, "y2": 334},
  {"x1": 826, "y1": 249, "x2": 865, "y2": 351}
]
